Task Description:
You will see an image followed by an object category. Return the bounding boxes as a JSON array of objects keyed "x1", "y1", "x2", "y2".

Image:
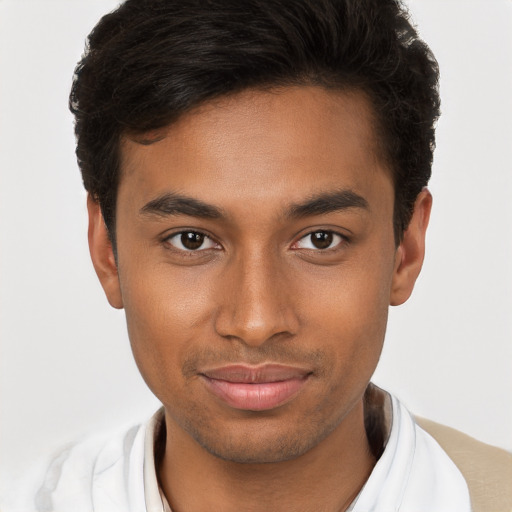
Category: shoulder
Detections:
[
  {"x1": 1, "y1": 421, "x2": 148, "y2": 512},
  {"x1": 416, "y1": 416, "x2": 512, "y2": 512}
]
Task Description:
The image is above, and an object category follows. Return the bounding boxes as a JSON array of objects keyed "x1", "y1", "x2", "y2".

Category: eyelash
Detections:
[
  {"x1": 291, "y1": 230, "x2": 348, "y2": 251},
  {"x1": 163, "y1": 229, "x2": 348, "y2": 254},
  {"x1": 164, "y1": 230, "x2": 220, "y2": 252}
]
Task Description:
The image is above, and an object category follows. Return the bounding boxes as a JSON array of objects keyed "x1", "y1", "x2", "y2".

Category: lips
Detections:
[{"x1": 200, "y1": 364, "x2": 311, "y2": 411}]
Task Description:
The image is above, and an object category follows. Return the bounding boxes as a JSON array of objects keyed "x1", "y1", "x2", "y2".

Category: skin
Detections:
[{"x1": 88, "y1": 86, "x2": 431, "y2": 512}]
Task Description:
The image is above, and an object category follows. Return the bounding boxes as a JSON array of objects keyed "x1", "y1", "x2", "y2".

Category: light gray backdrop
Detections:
[{"x1": 1, "y1": 0, "x2": 511, "y2": 481}]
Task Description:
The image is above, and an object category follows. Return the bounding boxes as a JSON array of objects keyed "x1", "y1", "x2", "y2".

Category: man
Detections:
[{"x1": 2, "y1": 0, "x2": 511, "y2": 511}]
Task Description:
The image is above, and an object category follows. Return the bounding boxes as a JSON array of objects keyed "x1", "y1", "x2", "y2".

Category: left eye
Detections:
[
  {"x1": 294, "y1": 231, "x2": 345, "y2": 250},
  {"x1": 166, "y1": 231, "x2": 219, "y2": 251}
]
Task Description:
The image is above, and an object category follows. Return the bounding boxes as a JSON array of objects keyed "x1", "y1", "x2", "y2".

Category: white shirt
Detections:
[
  {"x1": 1, "y1": 392, "x2": 472, "y2": 512},
  {"x1": 348, "y1": 394, "x2": 472, "y2": 511}
]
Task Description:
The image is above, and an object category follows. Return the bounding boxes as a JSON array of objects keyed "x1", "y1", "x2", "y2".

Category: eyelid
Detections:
[
  {"x1": 163, "y1": 229, "x2": 221, "y2": 252},
  {"x1": 160, "y1": 228, "x2": 349, "y2": 253},
  {"x1": 292, "y1": 229, "x2": 349, "y2": 251}
]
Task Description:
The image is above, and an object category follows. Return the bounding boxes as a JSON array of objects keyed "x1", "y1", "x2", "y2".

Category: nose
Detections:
[{"x1": 214, "y1": 249, "x2": 299, "y2": 347}]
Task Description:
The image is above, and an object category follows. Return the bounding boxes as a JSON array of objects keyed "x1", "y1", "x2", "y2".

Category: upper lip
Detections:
[{"x1": 200, "y1": 364, "x2": 312, "y2": 383}]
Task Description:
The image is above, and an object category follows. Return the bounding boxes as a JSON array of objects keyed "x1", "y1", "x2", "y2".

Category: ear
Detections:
[
  {"x1": 390, "y1": 188, "x2": 432, "y2": 306},
  {"x1": 87, "y1": 194, "x2": 124, "y2": 309}
]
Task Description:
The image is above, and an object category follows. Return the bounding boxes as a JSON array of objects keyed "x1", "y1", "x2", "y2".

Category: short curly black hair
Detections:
[{"x1": 70, "y1": 0, "x2": 440, "y2": 244}]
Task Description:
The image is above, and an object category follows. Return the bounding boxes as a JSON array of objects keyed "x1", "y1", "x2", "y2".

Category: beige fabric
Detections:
[{"x1": 416, "y1": 417, "x2": 512, "y2": 512}]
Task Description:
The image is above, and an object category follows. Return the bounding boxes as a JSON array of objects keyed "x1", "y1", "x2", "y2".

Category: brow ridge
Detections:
[
  {"x1": 286, "y1": 189, "x2": 369, "y2": 218},
  {"x1": 140, "y1": 192, "x2": 223, "y2": 219},
  {"x1": 139, "y1": 189, "x2": 368, "y2": 222}
]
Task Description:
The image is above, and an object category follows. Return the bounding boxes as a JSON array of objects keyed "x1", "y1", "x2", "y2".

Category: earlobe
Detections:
[
  {"x1": 87, "y1": 194, "x2": 124, "y2": 309},
  {"x1": 390, "y1": 188, "x2": 432, "y2": 306}
]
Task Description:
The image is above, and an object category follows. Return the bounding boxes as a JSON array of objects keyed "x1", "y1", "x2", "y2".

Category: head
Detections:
[{"x1": 72, "y1": 0, "x2": 438, "y2": 464}]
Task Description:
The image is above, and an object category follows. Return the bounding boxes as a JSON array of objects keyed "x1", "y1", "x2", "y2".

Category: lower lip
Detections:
[{"x1": 201, "y1": 376, "x2": 309, "y2": 411}]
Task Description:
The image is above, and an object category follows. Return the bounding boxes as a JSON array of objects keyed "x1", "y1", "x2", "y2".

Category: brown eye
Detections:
[
  {"x1": 166, "y1": 231, "x2": 218, "y2": 251},
  {"x1": 311, "y1": 231, "x2": 333, "y2": 249},
  {"x1": 181, "y1": 232, "x2": 205, "y2": 250},
  {"x1": 294, "y1": 230, "x2": 344, "y2": 250}
]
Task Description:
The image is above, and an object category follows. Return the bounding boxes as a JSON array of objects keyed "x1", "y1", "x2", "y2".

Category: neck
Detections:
[{"x1": 158, "y1": 399, "x2": 376, "y2": 512}]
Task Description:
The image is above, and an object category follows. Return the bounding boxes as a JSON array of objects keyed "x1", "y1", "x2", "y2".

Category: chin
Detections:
[
  {"x1": 197, "y1": 435, "x2": 314, "y2": 464},
  {"x1": 183, "y1": 413, "x2": 341, "y2": 465}
]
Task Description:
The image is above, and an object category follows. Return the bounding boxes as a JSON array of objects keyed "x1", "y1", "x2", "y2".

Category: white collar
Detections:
[
  {"x1": 350, "y1": 393, "x2": 472, "y2": 511},
  {"x1": 143, "y1": 409, "x2": 170, "y2": 512}
]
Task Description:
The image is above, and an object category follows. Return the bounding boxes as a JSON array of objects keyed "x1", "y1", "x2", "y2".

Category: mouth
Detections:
[{"x1": 199, "y1": 364, "x2": 312, "y2": 411}]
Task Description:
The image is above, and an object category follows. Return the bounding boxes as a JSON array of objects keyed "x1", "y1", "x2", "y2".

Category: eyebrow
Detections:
[
  {"x1": 139, "y1": 188, "x2": 369, "y2": 221},
  {"x1": 140, "y1": 192, "x2": 224, "y2": 219},
  {"x1": 286, "y1": 189, "x2": 369, "y2": 218}
]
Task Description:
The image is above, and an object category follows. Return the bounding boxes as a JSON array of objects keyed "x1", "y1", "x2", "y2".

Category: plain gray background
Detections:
[{"x1": 1, "y1": 0, "x2": 511, "y2": 481}]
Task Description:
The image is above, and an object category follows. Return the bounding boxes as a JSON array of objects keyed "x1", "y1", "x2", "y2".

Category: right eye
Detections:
[{"x1": 165, "y1": 231, "x2": 220, "y2": 252}]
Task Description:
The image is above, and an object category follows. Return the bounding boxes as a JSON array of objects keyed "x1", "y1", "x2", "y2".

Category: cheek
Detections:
[
  {"x1": 302, "y1": 249, "x2": 394, "y2": 376},
  {"x1": 311, "y1": 285, "x2": 388, "y2": 373},
  {"x1": 118, "y1": 260, "x2": 216, "y2": 395}
]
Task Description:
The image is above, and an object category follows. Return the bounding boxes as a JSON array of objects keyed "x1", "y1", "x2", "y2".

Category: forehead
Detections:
[{"x1": 118, "y1": 86, "x2": 391, "y2": 215}]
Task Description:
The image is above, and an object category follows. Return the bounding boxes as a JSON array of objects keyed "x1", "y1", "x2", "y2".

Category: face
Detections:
[{"x1": 89, "y1": 86, "x2": 430, "y2": 464}]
